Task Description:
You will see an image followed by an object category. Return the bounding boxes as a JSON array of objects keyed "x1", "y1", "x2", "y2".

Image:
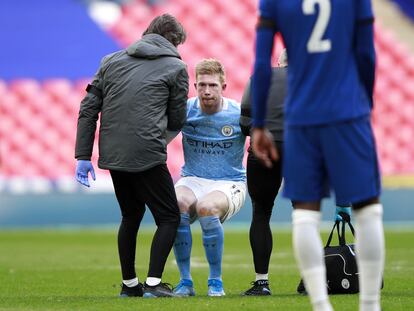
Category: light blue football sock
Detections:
[
  {"x1": 173, "y1": 213, "x2": 192, "y2": 280},
  {"x1": 199, "y1": 215, "x2": 224, "y2": 280}
]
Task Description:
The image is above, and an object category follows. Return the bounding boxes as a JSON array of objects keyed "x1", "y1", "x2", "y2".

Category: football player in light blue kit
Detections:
[
  {"x1": 173, "y1": 58, "x2": 246, "y2": 297},
  {"x1": 251, "y1": 1, "x2": 384, "y2": 311}
]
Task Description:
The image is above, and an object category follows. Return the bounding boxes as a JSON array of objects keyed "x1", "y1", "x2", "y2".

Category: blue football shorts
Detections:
[{"x1": 283, "y1": 116, "x2": 381, "y2": 205}]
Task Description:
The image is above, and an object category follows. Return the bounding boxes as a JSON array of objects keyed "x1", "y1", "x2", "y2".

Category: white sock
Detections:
[
  {"x1": 255, "y1": 273, "x2": 268, "y2": 281},
  {"x1": 123, "y1": 277, "x2": 138, "y2": 287},
  {"x1": 302, "y1": 267, "x2": 333, "y2": 311},
  {"x1": 354, "y1": 204, "x2": 385, "y2": 311},
  {"x1": 292, "y1": 209, "x2": 333, "y2": 311},
  {"x1": 146, "y1": 277, "x2": 161, "y2": 286}
]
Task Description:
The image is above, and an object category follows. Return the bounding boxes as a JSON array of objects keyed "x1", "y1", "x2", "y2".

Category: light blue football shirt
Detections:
[{"x1": 181, "y1": 97, "x2": 246, "y2": 181}]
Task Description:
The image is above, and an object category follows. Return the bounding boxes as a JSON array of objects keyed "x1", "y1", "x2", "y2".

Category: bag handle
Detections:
[
  {"x1": 325, "y1": 220, "x2": 340, "y2": 247},
  {"x1": 325, "y1": 213, "x2": 355, "y2": 247}
]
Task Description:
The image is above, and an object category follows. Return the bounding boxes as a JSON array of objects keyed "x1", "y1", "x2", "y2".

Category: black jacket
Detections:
[
  {"x1": 240, "y1": 67, "x2": 287, "y2": 142},
  {"x1": 75, "y1": 34, "x2": 189, "y2": 172}
]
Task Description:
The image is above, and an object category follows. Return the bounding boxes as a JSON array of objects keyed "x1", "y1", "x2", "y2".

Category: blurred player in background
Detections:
[
  {"x1": 239, "y1": 49, "x2": 287, "y2": 296},
  {"x1": 242, "y1": 50, "x2": 353, "y2": 296},
  {"x1": 251, "y1": 1, "x2": 384, "y2": 311},
  {"x1": 74, "y1": 14, "x2": 189, "y2": 298},
  {"x1": 172, "y1": 59, "x2": 246, "y2": 297}
]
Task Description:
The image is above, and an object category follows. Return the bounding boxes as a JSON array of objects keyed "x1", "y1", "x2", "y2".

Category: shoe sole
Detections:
[
  {"x1": 173, "y1": 292, "x2": 195, "y2": 297},
  {"x1": 242, "y1": 292, "x2": 272, "y2": 296},
  {"x1": 208, "y1": 292, "x2": 225, "y2": 297},
  {"x1": 119, "y1": 293, "x2": 142, "y2": 298},
  {"x1": 143, "y1": 292, "x2": 175, "y2": 298},
  {"x1": 173, "y1": 288, "x2": 195, "y2": 297}
]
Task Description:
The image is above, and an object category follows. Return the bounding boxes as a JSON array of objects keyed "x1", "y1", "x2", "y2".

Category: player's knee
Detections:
[
  {"x1": 352, "y1": 197, "x2": 380, "y2": 210},
  {"x1": 121, "y1": 214, "x2": 142, "y2": 228},
  {"x1": 252, "y1": 200, "x2": 274, "y2": 214},
  {"x1": 196, "y1": 201, "x2": 220, "y2": 217},
  {"x1": 176, "y1": 196, "x2": 192, "y2": 214},
  {"x1": 197, "y1": 207, "x2": 218, "y2": 217},
  {"x1": 252, "y1": 210, "x2": 272, "y2": 224},
  {"x1": 121, "y1": 208, "x2": 145, "y2": 221},
  {"x1": 172, "y1": 212, "x2": 181, "y2": 227},
  {"x1": 353, "y1": 203, "x2": 383, "y2": 221},
  {"x1": 157, "y1": 209, "x2": 180, "y2": 228}
]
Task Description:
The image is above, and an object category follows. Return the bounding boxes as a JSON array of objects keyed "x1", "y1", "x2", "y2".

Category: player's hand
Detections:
[
  {"x1": 251, "y1": 128, "x2": 278, "y2": 168},
  {"x1": 335, "y1": 207, "x2": 352, "y2": 222},
  {"x1": 75, "y1": 160, "x2": 96, "y2": 187}
]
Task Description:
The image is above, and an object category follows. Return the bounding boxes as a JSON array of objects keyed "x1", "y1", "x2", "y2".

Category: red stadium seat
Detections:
[
  {"x1": 0, "y1": 80, "x2": 7, "y2": 96},
  {"x1": 123, "y1": 2, "x2": 152, "y2": 23},
  {"x1": 42, "y1": 79, "x2": 73, "y2": 102},
  {"x1": 405, "y1": 55, "x2": 414, "y2": 75},
  {"x1": 0, "y1": 93, "x2": 19, "y2": 115},
  {"x1": 399, "y1": 76, "x2": 414, "y2": 100},
  {"x1": 9, "y1": 79, "x2": 42, "y2": 101}
]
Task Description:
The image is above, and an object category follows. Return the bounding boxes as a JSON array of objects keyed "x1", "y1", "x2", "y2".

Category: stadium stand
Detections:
[{"x1": 0, "y1": 0, "x2": 413, "y2": 194}]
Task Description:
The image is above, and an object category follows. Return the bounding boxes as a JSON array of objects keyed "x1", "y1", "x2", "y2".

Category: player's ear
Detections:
[
  {"x1": 222, "y1": 83, "x2": 227, "y2": 91},
  {"x1": 194, "y1": 82, "x2": 197, "y2": 90}
]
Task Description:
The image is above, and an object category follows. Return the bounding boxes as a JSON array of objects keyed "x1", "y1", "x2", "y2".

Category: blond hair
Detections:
[{"x1": 195, "y1": 58, "x2": 226, "y2": 85}]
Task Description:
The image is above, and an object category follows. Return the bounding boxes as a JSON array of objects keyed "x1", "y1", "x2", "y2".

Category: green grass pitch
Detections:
[{"x1": 0, "y1": 227, "x2": 412, "y2": 310}]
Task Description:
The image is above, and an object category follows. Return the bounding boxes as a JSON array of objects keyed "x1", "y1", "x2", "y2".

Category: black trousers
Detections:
[
  {"x1": 247, "y1": 142, "x2": 283, "y2": 275},
  {"x1": 110, "y1": 164, "x2": 180, "y2": 280}
]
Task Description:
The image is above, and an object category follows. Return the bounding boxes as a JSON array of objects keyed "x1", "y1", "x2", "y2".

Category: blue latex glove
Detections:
[
  {"x1": 75, "y1": 160, "x2": 96, "y2": 187},
  {"x1": 335, "y1": 207, "x2": 352, "y2": 222}
]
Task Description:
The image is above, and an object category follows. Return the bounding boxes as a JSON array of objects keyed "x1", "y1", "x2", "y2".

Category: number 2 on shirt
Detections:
[{"x1": 302, "y1": 0, "x2": 332, "y2": 53}]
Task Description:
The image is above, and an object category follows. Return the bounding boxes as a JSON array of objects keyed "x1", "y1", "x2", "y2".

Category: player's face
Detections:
[{"x1": 195, "y1": 74, "x2": 227, "y2": 114}]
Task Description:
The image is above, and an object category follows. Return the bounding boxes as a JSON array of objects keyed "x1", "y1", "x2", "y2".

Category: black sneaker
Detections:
[
  {"x1": 119, "y1": 283, "x2": 143, "y2": 297},
  {"x1": 143, "y1": 282, "x2": 175, "y2": 298},
  {"x1": 242, "y1": 280, "x2": 272, "y2": 296}
]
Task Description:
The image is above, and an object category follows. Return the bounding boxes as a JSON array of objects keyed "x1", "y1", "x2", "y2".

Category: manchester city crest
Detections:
[{"x1": 221, "y1": 125, "x2": 233, "y2": 136}]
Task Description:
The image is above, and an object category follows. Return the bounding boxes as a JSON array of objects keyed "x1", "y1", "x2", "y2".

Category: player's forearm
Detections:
[
  {"x1": 75, "y1": 94, "x2": 101, "y2": 159},
  {"x1": 252, "y1": 27, "x2": 274, "y2": 128},
  {"x1": 75, "y1": 124, "x2": 96, "y2": 160},
  {"x1": 355, "y1": 22, "x2": 376, "y2": 107},
  {"x1": 167, "y1": 69, "x2": 189, "y2": 131},
  {"x1": 240, "y1": 79, "x2": 252, "y2": 136},
  {"x1": 239, "y1": 115, "x2": 252, "y2": 136}
]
